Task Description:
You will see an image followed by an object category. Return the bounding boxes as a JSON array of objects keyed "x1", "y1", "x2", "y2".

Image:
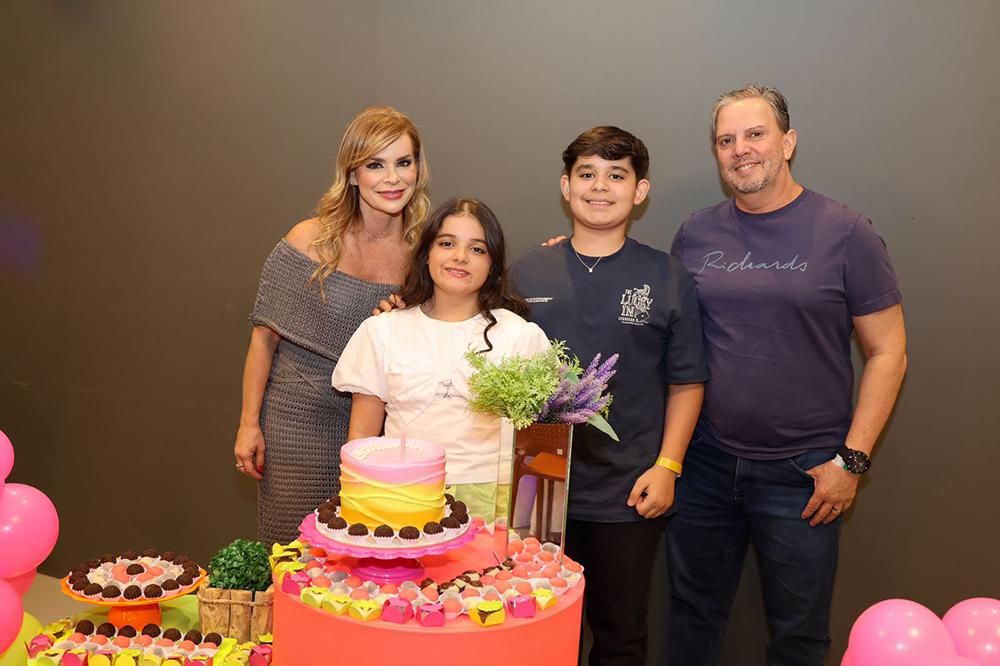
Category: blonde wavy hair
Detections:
[{"x1": 310, "y1": 105, "x2": 430, "y2": 290}]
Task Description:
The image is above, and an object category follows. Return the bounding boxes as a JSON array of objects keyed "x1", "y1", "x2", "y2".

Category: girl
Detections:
[{"x1": 332, "y1": 198, "x2": 550, "y2": 520}]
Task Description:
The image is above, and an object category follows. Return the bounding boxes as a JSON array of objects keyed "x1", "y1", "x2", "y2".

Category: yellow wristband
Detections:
[{"x1": 656, "y1": 456, "x2": 683, "y2": 476}]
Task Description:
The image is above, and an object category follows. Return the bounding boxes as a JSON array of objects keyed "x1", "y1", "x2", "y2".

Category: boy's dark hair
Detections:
[
  {"x1": 562, "y1": 126, "x2": 649, "y2": 180},
  {"x1": 397, "y1": 197, "x2": 528, "y2": 353}
]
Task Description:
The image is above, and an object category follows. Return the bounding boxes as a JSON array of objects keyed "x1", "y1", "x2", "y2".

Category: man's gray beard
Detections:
[{"x1": 721, "y1": 161, "x2": 782, "y2": 194}]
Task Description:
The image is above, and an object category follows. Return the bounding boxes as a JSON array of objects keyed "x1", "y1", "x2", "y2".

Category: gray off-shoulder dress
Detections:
[{"x1": 250, "y1": 239, "x2": 396, "y2": 546}]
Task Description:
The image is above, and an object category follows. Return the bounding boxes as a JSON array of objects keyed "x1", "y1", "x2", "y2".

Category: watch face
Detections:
[{"x1": 843, "y1": 448, "x2": 871, "y2": 474}]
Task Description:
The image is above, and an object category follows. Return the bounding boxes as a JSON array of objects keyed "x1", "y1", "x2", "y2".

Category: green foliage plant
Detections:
[{"x1": 208, "y1": 539, "x2": 272, "y2": 592}]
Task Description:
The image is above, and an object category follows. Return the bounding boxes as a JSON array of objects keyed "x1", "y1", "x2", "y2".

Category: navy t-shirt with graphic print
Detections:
[
  {"x1": 671, "y1": 189, "x2": 901, "y2": 460},
  {"x1": 510, "y1": 237, "x2": 708, "y2": 523}
]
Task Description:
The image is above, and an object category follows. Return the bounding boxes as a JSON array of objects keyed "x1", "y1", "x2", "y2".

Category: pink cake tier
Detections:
[{"x1": 339, "y1": 436, "x2": 446, "y2": 531}]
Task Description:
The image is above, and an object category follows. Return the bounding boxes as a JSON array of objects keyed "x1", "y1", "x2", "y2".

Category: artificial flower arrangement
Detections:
[{"x1": 464, "y1": 341, "x2": 619, "y2": 440}]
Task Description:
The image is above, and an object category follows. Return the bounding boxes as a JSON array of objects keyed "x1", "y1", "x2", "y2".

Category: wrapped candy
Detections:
[
  {"x1": 381, "y1": 598, "x2": 414, "y2": 624},
  {"x1": 470, "y1": 600, "x2": 506, "y2": 627},
  {"x1": 416, "y1": 602, "x2": 445, "y2": 628},
  {"x1": 348, "y1": 600, "x2": 381, "y2": 622},
  {"x1": 507, "y1": 594, "x2": 537, "y2": 619}
]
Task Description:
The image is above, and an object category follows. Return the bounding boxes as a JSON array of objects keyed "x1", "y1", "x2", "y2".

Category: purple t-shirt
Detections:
[{"x1": 671, "y1": 189, "x2": 901, "y2": 459}]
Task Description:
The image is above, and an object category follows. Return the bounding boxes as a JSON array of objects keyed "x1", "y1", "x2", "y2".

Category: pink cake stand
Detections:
[{"x1": 297, "y1": 515, "x2": 485, "y2": 584}]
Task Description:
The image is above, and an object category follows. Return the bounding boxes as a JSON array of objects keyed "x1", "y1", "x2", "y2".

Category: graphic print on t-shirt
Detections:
[
  {"x1": 619, "y1": 284, "x2": 653, "y2": 326},
  {"x1": 696, "y1": 250, "x2": 809, "y2": 275}
]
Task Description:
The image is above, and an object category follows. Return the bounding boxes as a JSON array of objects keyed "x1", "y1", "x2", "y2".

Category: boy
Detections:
[{"x1": 510, "y1": 126, "x2": 707, "y2": 666}]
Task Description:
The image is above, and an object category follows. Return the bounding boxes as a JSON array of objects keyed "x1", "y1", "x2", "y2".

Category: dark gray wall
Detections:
[{"x1": 2, "y1": 1, "x2": 998, "y2": 663}]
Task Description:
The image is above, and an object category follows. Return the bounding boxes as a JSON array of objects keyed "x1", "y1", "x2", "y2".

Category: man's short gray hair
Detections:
[{"x1": 711, "y1": 83, "x2": 790, "y2": 138}]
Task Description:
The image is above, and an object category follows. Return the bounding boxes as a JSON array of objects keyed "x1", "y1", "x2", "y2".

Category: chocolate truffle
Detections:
[
  {"x1": 453, "y1": 511, "x2": 470, "y2": 525},
  {"x1": 330, "y1": 494, "x2": 341, "y2": 506},
  {"x1": 141, "y1": 624, "x2": 161, "y2": 638},
  {"x1": 419, "y1": 577, "x2": 436, "y2": 588},
  {"x1": 423, "y1": 521, "x2": 443, "y2": 535},
  {"x1": 204, "y1": 632, "x2": 223, "y2": 646},
  {"x1": 326, "y1": 516, "x2": 348, "y2": 530},
  {"x1": 444, "y1": 493, "x2": 455, "y2": 505},
  {"x1": 161, "y1": 579, "x2": 180, "y2": 591},
  {"x1": 71, "y1": 578, "x2": 89, "y2": 592},
  {"x1": 83, "y1": 583, "x2": 103, "y2": 596},
  {"x1": 172, "y1": 554, "x2": 189, "y2": 565},
  {"x1": 440, "y1": 516, "x2": 461, "y2": 530},
  {"x1": 160, "y1": 551, "x2": 177, "y2": 561},
  {"x1": 75, "y1": 620, "x2": 95, "y2": 636},
  {"x1": 122, "y1": 549, "x2": 140, "y2": 560},
  {"x1": 399, "y1": 526, "x2": 420, "y2": 541},
  {"x1": 96, "y1": 622, "x2": 117, "y2": 637},
  {"x1": 183, "y1": 629, "x2": 202, "y2": 644},
  {"x1": 85, "y1": 559, "x2": 101, "y2": 569},
  {"x1": 347, "y1": 523, "x2": 369, "y2": 537},
  {"x1": 162, "y1": 628, "x2": 182, "y2": 642},
  {"x1": 101, "y1": 585, "x2": 121, "y2": 599},
  {"x1": 144, "y1": 584, "x2": 163, "y2": 598},
  {"x1": 123, "y1": 585, "x2": 143, "y2": 600},
  {"x1": 99, "y1": 553, "x2": 116, "y2": 563},
  {"x1": 318, "y1": 507, "x2": 337, "y2": 522},
  {"x1": 126, "y1": 563, "x2": 145, "y2": 575},
  {"x1": 118, "y1": 625, "x2": 137, "y2": 638},
  {"x1": 176, "y1": 573, "x2": 193, "y2": 586},
  {"x1": 70, "y1": 565, "x2": 89, "y2": 577},
  {"x1": 374, "y1": 525, "x2": 394, "y2": 538},
  {"x1": 141, "y1": 548, "x2": 159, "y2": 558},
  {"x1": 450, "y1": 500, "x2": 468, "y2": 514}
]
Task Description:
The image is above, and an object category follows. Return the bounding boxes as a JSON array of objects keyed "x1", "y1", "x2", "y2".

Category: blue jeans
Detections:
[{"x1": 665, "y1": 438, "x2": 840, "y2": 666}]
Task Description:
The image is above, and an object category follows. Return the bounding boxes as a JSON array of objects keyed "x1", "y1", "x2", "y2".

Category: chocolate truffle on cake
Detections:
[
  {"x1": 101, "y1": 585, "x2": 121, "y2": 599},
  {"x1": 118, "y1": 625, "x2": 138, "y2": 638},
  {"x1": 445, "y1": 493, "x2": 455, "y2": 505},
  {"x1": 96, "y1": 623, "x2": 117, "y2": 638},
  {"x1": 326, "y1": 516, "x2": 348, "y2": 531},
  {"x1": 440, "y1": 515, "x2": 461, "y2": 535},
  {"x1": 453, "y1": 511, "x2": 470, "y2": 525},
  {"x1": 347, "y1": 523, "x2": 369, "y2": 541},
  {"x1": 162, "y1": 628, "x2": 182, "y2": 642},
  {"x1": 144, "y1": 584, "x2": 163, "y2": 598},
  {"x1": 450, "y1": 501, "x2": 468, "y2": 515},
  {"x1": 75, "y1": 620, "x2": 96, "y2": 636},
  {"x1": 141, "y1": 624, "x2": 161, "y2": 638},
  {"x1": 123, "y1": 585, "x2": 143, "y2": 600},
  {"x1": 373, "y1": 525, "x2": 394, "y2": 544},
  {"x1": 399, "y1": 526, "x2": 420, "y2": 542}
]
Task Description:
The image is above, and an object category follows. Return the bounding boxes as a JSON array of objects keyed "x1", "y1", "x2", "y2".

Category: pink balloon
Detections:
[
  {"x1": 911, "y1": 655, "x2": 981, "y2": 666},
  {"x1": 2, "y1": 569, "x2": 36, "y2": 596},
  {"x1": 0, "y1": 484, "x2": 59, "y2": 579},
  {"x1": 848, "y1": 599, "x2": 956, "y2": 666},
  {"x1": 841, "y1": 649, "x2": 854, "y2": 666},
  {"x1": 0, "y1": 579, "x2": 23, "y2": 653},
  {"x1": 943, "y1": 597, "x2": 1000, "y2": 665},
  {"x1": 0, "y1": 430, "x2": 12, "y2": 481}
]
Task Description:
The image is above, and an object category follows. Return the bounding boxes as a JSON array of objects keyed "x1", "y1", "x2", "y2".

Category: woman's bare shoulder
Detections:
[{"x1": 285, "y1": 218, "x2": 320, "y2": 255}]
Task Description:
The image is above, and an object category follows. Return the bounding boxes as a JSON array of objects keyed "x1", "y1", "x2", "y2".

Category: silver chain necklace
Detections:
[{"x1": 573, "y1": 247, "x2": 604, "y2": 273}]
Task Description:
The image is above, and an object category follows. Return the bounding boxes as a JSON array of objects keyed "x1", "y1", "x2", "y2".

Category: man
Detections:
[
  {"x1": 511, "y1": 126, "x2": 707, "y2": 666},
  {"x1": 667, "y1": 83, "x2": 908, "y2": 665}
]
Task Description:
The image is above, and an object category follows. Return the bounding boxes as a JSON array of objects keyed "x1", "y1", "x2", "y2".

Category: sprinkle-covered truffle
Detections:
[
  {"x1": 161, "y1": 578, "x2": 180, "y2": 591},
  {"x1": 347, "y1": 523, "x2": 369, "y2": 537},
  {"x1": 141, "y1": 548, "x2": 159, "y2": 558},
  {"x1": 423, "y1": 521, "x2": 443, "y2": 535},
  {"x1": 176, "y1": 572, "x2": 194, "y2": 586},
  {"x1": 122, "y1": 549, "x2": 140, "y2": 560},
  {"x1": 71, "y1": 578, "x2": 89, "y2": 592},
  {"x1": 326, "y1": 516, "x2": 348, "y2": 530},
  {"x1": 99, "y1": 553, "x2": 116, "y2": 563},
  {"x1": 374, "y1": 525, "x2": 394, "y2": 538},
  {"x1": 101, "y1": 585, "x2": 121, "y2": 599},
  {"x1": 444, "y1": 493, "x2": 455, "y2": 505},
  {"x1": 83, "y1": 583, "x2": 103, "y2": 596},
  {"x1": 123, "y1": 585, "x2": 143, "y2": 600},
  {"x1": 126, "y1": 563, "x2": 145, "y2": 575},
  {"x1": 453, "y1": 512, "x2": 470, "y2": 525},
  {"x1": 172, "y1": 554, "x2": 189, "y2": 565},
  {"x1": 399, "y1": 526, "x2": 420, "y2": 541},
  {"x1": 160, "y1": 551, "x2": 176, "y2": 561},
  {"x1": 440, "y1": 516, "x2": 461, "y2": 530},
  {"x1": 144, "y1": 584, "x2": 163, "y2": 598}
]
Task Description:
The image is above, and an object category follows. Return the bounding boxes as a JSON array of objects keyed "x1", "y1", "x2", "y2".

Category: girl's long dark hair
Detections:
[{"x1": 397, "y1": 197, "x2": 528, "y2": 353}]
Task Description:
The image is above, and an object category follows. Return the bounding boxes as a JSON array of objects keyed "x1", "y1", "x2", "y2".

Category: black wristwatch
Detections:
[{"x1": 836, "y1": 446, "x2": 871, "y2": 474}]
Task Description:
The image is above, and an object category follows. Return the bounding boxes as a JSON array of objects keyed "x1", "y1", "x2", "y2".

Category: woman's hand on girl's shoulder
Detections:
[{"x1": 372, "y1": 293, "x2": 407, "y2": 316}]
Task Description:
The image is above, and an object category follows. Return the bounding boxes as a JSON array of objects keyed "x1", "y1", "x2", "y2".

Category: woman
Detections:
[
  {"x1": 332, "y1": 198, "x2": 550, "y2": 520},
  {"x1": 234, "y1": 105, "x2": 430, "y2": 545}
]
